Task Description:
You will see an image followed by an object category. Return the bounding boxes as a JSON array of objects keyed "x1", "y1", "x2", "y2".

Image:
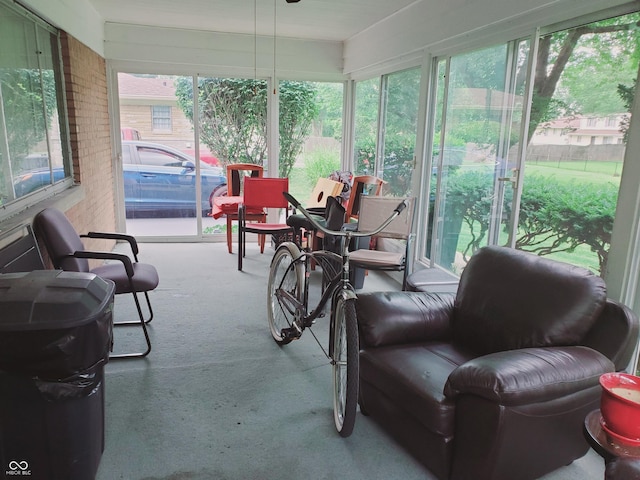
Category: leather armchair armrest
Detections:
[
  {"x1": 70, "y1": 250, "x2": 135, "y2": 278},
  {"x1": 356, "y1": 291, "x2": 454, "y2": 348},
  {"x1": 82, "y1": 231, "x2": 140, "y2": 258},
  {"x1": 444, "y1": 346, "x2": 614, "y2": 405}
]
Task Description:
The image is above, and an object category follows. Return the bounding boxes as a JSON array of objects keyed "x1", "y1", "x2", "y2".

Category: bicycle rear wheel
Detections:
[
  {"x1": 267, "y1": 242, "x2": 304, "y2": 345},
  {"x1": 331, "y1": 296, "x2": 358, "y2": 437}
]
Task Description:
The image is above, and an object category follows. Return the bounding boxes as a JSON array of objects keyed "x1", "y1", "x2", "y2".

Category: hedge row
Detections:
[{"x1": 445, "y1": 170, "x2": 617, "y2": 274}]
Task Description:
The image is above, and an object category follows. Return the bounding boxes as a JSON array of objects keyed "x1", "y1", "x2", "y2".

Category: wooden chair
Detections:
[
  {"x1": 345, "y1": 175, "x2": 385, "y2": 222},
  {"x1": 225, "y1": 163, "x2": 265, "y2": 253},
  {"x1": 237, "y1": 177, "x2": 294, "y2": 271}
]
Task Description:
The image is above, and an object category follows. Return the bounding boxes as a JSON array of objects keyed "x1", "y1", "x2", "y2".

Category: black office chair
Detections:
[{"x1": 34, "y1": 207, "x2": 159, "y2": 358}]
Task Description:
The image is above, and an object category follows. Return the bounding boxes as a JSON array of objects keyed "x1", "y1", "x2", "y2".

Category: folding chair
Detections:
[
  {"x1": 348, "y1": 196, "x2": 415, "y2": 290},
  {"x1": 33, "y1": 208, "x2": 159, "y2": 358},
  {"x1": 237, "y1": 177, "x2": 294, "y2": 271}
]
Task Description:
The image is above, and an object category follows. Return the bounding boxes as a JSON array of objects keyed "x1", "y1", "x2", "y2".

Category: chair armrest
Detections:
[
  {"x1": 356, "y1": 291, "x2": 454, "y2": 348},
  {"x1": 444, "y1": 346, "x2": 614, "y2": 405},
  {"x1": 71, "y1": 250, "x2": 135, "y2": 278},
  {"x1": 82, "y1": 232, "x2": 140, "y2": 258}
]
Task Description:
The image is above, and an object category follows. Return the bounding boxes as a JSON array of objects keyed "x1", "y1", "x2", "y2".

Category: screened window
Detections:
[
  {"x1": 0, "y1": 0, "x2": 70, "y2": 211},
  {"x1": 152, "y1": 105, "x2": 172, "y2": 131}
]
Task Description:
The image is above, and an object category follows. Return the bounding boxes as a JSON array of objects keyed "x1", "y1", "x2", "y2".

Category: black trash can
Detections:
[{"x1": 0, "y1": 270, "x2": 115, "y2": 480}]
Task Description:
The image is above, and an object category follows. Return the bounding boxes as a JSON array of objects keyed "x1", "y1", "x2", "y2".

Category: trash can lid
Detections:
[{"x1": 0, "y1": 270, "x2": 115, "y2": 331}]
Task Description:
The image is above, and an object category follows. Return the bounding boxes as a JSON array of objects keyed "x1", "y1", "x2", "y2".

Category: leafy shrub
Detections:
[
  {"x1": 444, "y1": 171, "x2": 616, "y2": 274},
  {"x1": 303, "y1": 147, "x2": 340, "y2": 189}
]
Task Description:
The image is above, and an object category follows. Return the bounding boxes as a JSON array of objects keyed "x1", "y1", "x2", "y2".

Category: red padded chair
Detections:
[{"x1": 237, "y1": 177, "x2": 294, "y2": 271}]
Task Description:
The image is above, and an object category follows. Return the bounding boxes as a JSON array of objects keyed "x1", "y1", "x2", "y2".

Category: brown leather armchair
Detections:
[
  {"x1": 606, "y1": 458, "x2": 640, "y2": 480},
  {"x1": 356, "y1": 246, "x2": 639, "y2": 480}
]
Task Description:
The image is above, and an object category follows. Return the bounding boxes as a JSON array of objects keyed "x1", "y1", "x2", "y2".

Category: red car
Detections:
[{"x1": 182, "y1": 148, "x2": 219, "y2": 166}]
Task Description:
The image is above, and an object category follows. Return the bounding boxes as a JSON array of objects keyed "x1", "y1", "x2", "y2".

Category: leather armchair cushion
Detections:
[
  {"x1": 356, "y1": 291, "x2": 455, "y2": 348},
  {"x1": 360, "y1": 341, "x2": 476, "y2": 434},
  {"x1": 444, "y1": 345, "x2": 614, "y2": 405},
  {"x1": 452, "y1": 246, "x2": 607, "y2": 355}
]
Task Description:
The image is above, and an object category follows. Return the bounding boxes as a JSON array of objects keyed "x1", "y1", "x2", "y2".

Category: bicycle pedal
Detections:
[{"x1": 281, "y1": 327, "x2": 302, "y2": 341}]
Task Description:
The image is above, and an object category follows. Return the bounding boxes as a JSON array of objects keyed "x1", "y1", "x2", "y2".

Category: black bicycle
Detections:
[{"x1": 266, "y1": 192, "x2": 408, "y2": 437}]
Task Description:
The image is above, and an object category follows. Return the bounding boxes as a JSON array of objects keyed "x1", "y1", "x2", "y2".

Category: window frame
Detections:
[{"x1": 0, "y1": 0, "x2": 73, "y2": 219}]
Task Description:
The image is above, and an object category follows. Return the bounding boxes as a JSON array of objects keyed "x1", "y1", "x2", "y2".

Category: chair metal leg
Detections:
[
  {"x1": 238, "y1": 208, "x2": 245, "y2": 271},
  {"x1": 238, "y1": 227, "x2": 243, "y2": 271},
  {"x1": 110, "y1": 290, "x2": 152, "y2": 359},
  {"x1": 113, "y1": 291, "x2": 153, "y2": 325}
]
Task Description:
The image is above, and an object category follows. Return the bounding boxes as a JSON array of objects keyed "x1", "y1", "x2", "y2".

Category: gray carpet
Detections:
[{"x1": 95, "y1": 242, "x2": 605, "y2": 480}]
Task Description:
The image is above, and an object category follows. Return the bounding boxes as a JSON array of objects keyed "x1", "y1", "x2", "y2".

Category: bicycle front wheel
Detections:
[
  {"x1": 267, "y1": 242, "x2": 304, "y2": 345},
  {"x1": 331, "y1": 296, "x2": 359, "y2": 437}
]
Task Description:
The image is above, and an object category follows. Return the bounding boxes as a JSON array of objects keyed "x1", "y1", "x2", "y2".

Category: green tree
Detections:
[
  {"x1": 526, "y1": 14, "x2": 640, "y2": 141},
  {"x1": 314, "y1": 82, "x2": 343, "y2": 139},
  {"x1": 175, "y1": 77, "x2": 318, "y2": 178},
  {"x1": 279, "y1": 81, "x2": 319, "y2": 178},
  {"x1": 353, "y1": 78, "x2": 380, "y2": 174},
  {"x1": 1, "y1": 69, "x2": 55, "y2": 158},
  {"x1": 0, "y1": 68, "x2": 56, "y2": 203},
  {"x1": 617, "y1": 79, "x2": 637, "y2": 143}
]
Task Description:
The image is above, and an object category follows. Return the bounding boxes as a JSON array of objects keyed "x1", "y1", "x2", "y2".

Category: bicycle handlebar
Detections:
[{"x1": 283, "y1": 192, "x2": 408, "y2": 238}]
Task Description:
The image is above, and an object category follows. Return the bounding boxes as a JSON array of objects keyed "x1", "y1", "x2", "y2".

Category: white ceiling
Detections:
[{"x1": 86, "y1": 0, "x2": 419, "y2": 42}]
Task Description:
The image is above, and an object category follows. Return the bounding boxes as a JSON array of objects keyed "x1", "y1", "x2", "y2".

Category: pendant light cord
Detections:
[
  {"x1": 273, "y1": 0, "x2": 277, "y2": 94},
  {"x1": 254, "y1": 0, "x2": 257, "y2": 81}
]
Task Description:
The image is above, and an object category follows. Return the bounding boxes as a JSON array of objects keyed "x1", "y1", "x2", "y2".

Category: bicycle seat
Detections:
[{"x1": 287, "y1": 212, "x2": 324, "y2": 233}]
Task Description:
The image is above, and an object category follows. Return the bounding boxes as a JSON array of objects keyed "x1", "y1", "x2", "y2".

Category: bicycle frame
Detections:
[
  {"x1": 273, "y1": 249, "x2": 346, "y2": 335},
  {"x1": 274, "y1": 192, "x2": 407, "y2": 343},
  {"x1": 268, "y1": 193, "x2": 407, "y2": 437}
]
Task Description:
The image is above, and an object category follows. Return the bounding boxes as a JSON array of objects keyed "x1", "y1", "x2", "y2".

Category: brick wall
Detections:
[{"x1": 60, "y1": 33, "x2": 117, "y2": 262}]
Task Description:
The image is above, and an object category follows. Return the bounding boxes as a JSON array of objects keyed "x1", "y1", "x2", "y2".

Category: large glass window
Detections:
[
  {"x1": 423, "y1": 11, "x2": 639, "y2": 280},
  {"x1": 379, "y1": 68, "x2": 421, "y2": 197},
  {"x1": 119, "y1": 74, "x2": 268, "y2": 238},
  {"x1": 427, "y1": 42, "x2": 529, "y2": 275},
  {"x1": 353, "y1": 78, "x2": 380, "y2": 176},
  {"x1": 519, "y1": 12, "x2": 639, "y2": 275},
  {"x1": 351, "y1": 69, "x2": 420, "y2": 198},
  {"x1": 280, "y1": 80, "x2": 344, "y2": 203},
  {"x1": 0, "y1": 0, "x2": 70, "y2": 210}
]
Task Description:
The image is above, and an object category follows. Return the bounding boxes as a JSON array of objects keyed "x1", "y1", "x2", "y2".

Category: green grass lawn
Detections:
[
  {"x1": 455, "y1": 225, "x2": 601, "y2": 274},
  {"x1": 525, "y1": 160, "x2": 622, "y2": 186}
]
